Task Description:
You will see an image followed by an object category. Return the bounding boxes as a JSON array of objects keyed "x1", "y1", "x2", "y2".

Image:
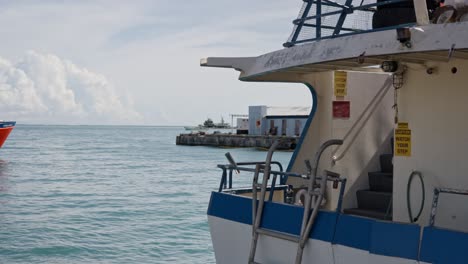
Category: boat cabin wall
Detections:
[
  {"x1": 394, "y1": 58, "x2": 468, "y2": 231},
  {"x1": 288, "y1": 71, "x2": 394, "y2": 211}
]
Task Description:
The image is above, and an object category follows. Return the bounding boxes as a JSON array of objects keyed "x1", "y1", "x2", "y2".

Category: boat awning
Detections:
[{"x1": 201, "y1": 23, "x2": 468, "y2": 82}]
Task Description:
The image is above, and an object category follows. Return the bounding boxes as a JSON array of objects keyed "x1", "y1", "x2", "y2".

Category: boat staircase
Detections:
[
  {"x1": 344, "y1": 138, "x2": 394, "y2": 220},
  {"x1": 248, "y1": 139, "x2": 343, "y2": 264}
]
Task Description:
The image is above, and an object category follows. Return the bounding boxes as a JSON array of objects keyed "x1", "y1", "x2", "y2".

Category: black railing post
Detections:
[
  {"x1": 269, "y1": 174, "x2": 278, "y2": 201},
  {"x1": 229, "y1": 169, "x2": 233, "y2": 189},
  {"x1": 218, "y1": 168, "x2": 227, "y2": 192},
  {"x1": 333, "y1": 0, "x2": 353, "y2": 36},
  {"x1": 290, "y1": 1, "x2": 314, "y2": 45},
  {"x1": 316, "y1": 0, "x2": 322, "y2": 39}
]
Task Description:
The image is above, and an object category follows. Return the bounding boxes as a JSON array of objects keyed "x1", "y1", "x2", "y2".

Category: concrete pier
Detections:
[{"x1": 176, "y1": 133, "x2": 298, "y2": 150}]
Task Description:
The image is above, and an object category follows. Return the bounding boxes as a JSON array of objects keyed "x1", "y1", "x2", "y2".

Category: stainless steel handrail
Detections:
[
  {"x1": 217, "y1": 161, "x2": 285, "y2": 193},
  {"x1": 331, "y1": 77, "x2": 393, "y2": 163},
  {"x1": 249, "y1": 140, "x2": 280, "y2": 264},
  {"x1": 220, "y1": 140, "x2": 347, "y2": 264},
  {"x1": 429, "y1": 187, "x2": 468, "y2": 227},
  {"x1": 217, "y1": 164, "x2": 345, "y2": 187},
  {"x1": 295, "y1": 139, "x2": 343, "y2": 264}
]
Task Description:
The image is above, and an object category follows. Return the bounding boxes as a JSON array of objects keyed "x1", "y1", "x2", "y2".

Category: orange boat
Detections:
[{"x1": 0, "y1": 121, "x2": 15, "y2": 148}]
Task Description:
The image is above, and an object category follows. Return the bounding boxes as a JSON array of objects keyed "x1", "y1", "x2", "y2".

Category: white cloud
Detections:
[
  {"x1": 0, "y1": 56, "x2": 47, "y2": 115},
  {"x1": 0, "y1": 51, "x2": 141, "y2": 125},
  {"x1": 0, "y1": 1, "x2": 312, "y2": 125}
]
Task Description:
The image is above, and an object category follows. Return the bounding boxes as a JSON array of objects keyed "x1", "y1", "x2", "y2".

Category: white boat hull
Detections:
[
  {"x1": 208, "y1": 192, "x2": 466, "y2": 264},
  {"x1": 209, "y1": 216, "x2": 427, "y2": 264}
]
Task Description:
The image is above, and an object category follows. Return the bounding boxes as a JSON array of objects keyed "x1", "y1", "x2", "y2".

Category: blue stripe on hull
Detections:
[
  {"x1": 369, "y1": 220, "x2": 420, "y2": 260},
  {"x1": 208, "y1": 191, "x2": 252, "y2": 225},
  {"x1": 262, "y1": 196, "x2": 339, "y2": 242},
  {"x1": 333, "y1": 214, "x2": 373, "y2": 251},
  {"x1": 0, "y1": 121, "x2": 16, "y2": 128},
  {"x1": 334, "y1": 214, "x2": 420, "y2": 260},
  {"x1": 208, "y1": 191, "x2": 468, "y2": 262},
  {"x1": 420, "y1": 226, "x2": 468, "y2": 264},
  {"x1": 208, "y1": 191, "x2": 337, "y2": 242}
]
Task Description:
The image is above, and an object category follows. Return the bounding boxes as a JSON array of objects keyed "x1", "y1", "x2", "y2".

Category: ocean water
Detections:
[{"x1": 0, "y1": 125, "x2": 293, "y2": 263}]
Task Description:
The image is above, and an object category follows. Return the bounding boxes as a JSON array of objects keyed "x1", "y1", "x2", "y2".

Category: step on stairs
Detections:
[{"x1": 344, "y1": 150, "x2": 393, "y2": 220}]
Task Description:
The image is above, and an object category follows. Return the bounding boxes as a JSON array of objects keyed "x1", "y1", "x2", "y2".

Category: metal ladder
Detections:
[{"x1": 248, "y1": 139, "x2": 343, "y2": 264}]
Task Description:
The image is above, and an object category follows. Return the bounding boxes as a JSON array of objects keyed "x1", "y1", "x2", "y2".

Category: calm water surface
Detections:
[{"x1": 0, "y1": 125, "x2": 293, "y2": 263}]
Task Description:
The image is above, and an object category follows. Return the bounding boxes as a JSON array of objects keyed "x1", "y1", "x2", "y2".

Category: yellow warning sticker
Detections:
[
  {"x1": 395, "y1": 127, "x2": 411, "y2": 157},
  {"x1": 397, "y1": 122, "x2": 409, "y2": 129},
  {"x1": 334, "y1": 71, "x2": 347, "y2": 97}
]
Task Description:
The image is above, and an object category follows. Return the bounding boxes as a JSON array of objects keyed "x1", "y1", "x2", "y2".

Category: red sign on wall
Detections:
[{"x1": 333, "y1": 101, "x2": 350, "y2": 119}]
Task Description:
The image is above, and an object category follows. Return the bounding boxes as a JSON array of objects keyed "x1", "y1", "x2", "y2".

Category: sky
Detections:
[{"x1": 0, "y1": 0, "x2": 312, "y2": 126}]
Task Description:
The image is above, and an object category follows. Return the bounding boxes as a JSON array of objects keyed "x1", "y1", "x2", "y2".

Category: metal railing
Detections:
[
  {"x1": 217, "y1": 162, "x2": 347, "y2": 206},
  {"x1": 284, "y1": 0, "x2": 417, "y2": 47},
  {"x1": 218, "y1": 162, "x2": 349, "y2": 211},
  {"x1": 236, "y1": 139, "x2": 346, "y2": 264},
  {"x1": 331, "y1": 77, "x2": 393, "y2": 163},
  {"x1": 217, "y1": 162, "x2": 284, "y2": 193},
  {"x1": 429, "y1": 187, "x2": 468, "y2": 227},
  {"x1": 217, "y1": 145, "x2": 347, "y2": 211}
]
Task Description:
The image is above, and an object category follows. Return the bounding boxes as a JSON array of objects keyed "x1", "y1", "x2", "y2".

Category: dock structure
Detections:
[{"x1": 176, "y1": 133, "x2": 297, "y2": 150}]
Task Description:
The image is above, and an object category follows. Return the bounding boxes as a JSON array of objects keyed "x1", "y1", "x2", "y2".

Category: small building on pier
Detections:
[{"x1": 248, "y1": 106, "x2": 310, "y2": 137}]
